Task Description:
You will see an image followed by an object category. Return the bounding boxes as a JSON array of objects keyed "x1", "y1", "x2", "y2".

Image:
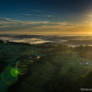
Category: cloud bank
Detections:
[{"x1": 0, "y1": 17, "x2": 92, "y2": 36}]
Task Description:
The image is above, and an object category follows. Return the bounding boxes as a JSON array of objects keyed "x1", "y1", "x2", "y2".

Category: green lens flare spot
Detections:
[
  {"x1": 1, "y1": 67, "x2": 18, "y2": 86},
  {"x1": 10, "y1": 68, "x2": 19, "y2": 77}
]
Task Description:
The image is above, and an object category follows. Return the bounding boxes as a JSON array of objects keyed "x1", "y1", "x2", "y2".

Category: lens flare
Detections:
[{"x1": 10, "y1": 68, "x2": 19, "y2": 77}]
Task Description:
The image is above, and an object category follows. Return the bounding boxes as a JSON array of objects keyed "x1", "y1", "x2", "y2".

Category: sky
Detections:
[{"x1": 0, "y1": 0, "x2": 92, "y2": 36}]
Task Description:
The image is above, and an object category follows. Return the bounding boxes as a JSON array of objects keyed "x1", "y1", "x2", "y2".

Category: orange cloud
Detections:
[{"x1": 0, "y1": 17, "x2": 92, "y2": 36}]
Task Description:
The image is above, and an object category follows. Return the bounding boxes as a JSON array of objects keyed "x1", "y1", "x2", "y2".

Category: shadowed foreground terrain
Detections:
[{"x1": 0, "y1": 40, "x2": 92, "y2": 92}]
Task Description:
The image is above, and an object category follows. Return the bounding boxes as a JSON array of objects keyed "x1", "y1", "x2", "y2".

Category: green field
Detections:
[{"x1": 0, "y1": 40, "x2": 92, "y2": 92}]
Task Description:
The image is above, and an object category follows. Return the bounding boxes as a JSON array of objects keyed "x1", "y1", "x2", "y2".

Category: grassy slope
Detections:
[{"x1": 0, "y1": 41, "x2": 92, "y2": 92}]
